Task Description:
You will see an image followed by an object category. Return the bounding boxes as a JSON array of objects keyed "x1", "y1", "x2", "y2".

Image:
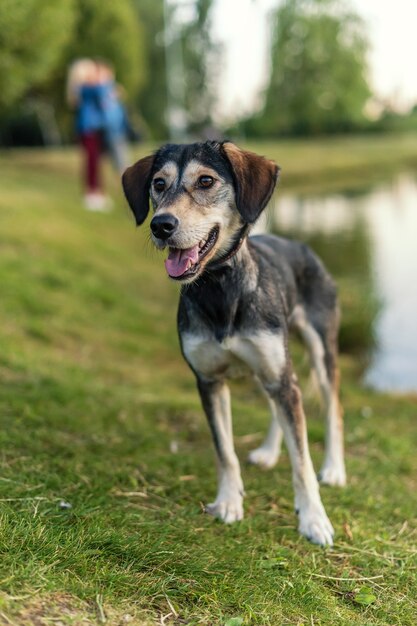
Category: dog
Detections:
[{"x1": 122, "y1": 141, "x2": 346, "y2": 546}]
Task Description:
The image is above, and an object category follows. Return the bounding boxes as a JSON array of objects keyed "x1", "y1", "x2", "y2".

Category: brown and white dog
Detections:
[{"x1": 122, "y1": 141, "x2": 345, "y2": 546}]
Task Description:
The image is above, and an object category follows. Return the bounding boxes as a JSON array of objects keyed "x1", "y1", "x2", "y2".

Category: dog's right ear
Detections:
[{"x1": 122, "y1": 154, "x2": 155, "y2": 225}]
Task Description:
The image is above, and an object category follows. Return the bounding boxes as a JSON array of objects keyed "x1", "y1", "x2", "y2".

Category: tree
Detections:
[
  {"x1": 135, "y1": 0, "x2": 217, "y2": 140},
  {"x1": 134, "y1": 0, "x2": 168, "y2": 139},
  {"x1": 179, "y1": 0, "x2": 219, "y2": 135},
  {"x1": 67, "y1": 0, "x2": 146, "y2": 98},
  {"x1": 252, "y1": 0, "x2": 371, "y2": 136},
  {"x1": 0, "y1": 0, "x2": 216, "y2": 143},
  {"x1": 0, "y1": 0, "x2": 76, "y2": 112},
  {"x1": 39, "y1": 0, "x2": 146, "y2": 143},
  {"x1": 0, "y1": 0, "x2": 147, "y2": 144}
]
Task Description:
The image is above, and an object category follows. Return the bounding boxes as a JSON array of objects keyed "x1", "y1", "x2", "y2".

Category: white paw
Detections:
[
  {"x1": 318, "y1": 463, "x2": 346, "y2": 487},
  {"x1": 205, "y1": 494, "x2": 244, "y2": 524},
  {"x1": 298, "y1": 503, "x2": 334, "y2": 546},
  {"x1": 247, "y1": 446, "x2": 279, "y2": 469}
]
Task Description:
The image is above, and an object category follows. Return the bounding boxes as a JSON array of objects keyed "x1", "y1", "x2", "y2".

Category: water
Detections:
[{"x1": 265, "y1": 171, "x2": 417, "y2": 394}]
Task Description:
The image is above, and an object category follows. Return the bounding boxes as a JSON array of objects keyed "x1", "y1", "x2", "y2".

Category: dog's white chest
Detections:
[{"x1": 182, "y1": 331, "x2": 286, "y2": 382}]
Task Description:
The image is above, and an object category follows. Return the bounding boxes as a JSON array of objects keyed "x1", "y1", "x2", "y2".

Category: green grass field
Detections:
[{"x1": 0, "y1": 136, "x2": 416, "y2": 625}]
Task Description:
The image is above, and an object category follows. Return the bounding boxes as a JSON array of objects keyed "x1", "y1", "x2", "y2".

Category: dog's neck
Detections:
[
  {"x1": 179, "y1": 238, "x2": 258, "y2": 341},
  {"x1": 180, "y1": 222, "x2": 260, "y2": 299},
  {"x1": 206, "y1": 223, "x2": 250, "y2": 272}
]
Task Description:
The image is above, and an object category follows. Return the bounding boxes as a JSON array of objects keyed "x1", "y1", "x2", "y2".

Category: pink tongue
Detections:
[{"x1": 165, "y1": 244, "x2": 200, "y2": 277}]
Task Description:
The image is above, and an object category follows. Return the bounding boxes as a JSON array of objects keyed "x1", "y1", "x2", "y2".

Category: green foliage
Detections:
[
  {"x1": 250, "y1": 0, "x2": 371, "y2": 136},
  {"x1": 0, "y1": 0, "x2": 146, "y2": 142},
  {"x1": 67, "y1": 0, "x2": 146, "y2": 97},
  {"x1": 180, "y1": 0, "x2": 219, "y2": 133},
  {"x1": 0, "y1": 0, "x2": 76, "y2": 111},
  {"x1": 376, "y1": 107, "x2": 417, "y2": 133},
  {"x1": 0, "y1": 0, "x2": 223, "y2": 142},
  {"x1": 135, "y1": 0, "x2": 217, "y2": 139},
  {"x1": 134, "y1": 0, "x2": 168, "y2": 139}
]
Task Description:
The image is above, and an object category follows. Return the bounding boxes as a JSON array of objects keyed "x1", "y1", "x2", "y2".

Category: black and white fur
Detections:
[{"x1": 122, "y1": 141, "x2": 346, "y2": 546}]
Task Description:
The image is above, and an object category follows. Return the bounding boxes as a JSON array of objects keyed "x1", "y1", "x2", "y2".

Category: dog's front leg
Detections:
[
  {"x1": 265, "y1": 373, "x2": 334, "y2": 546},
  {"x1": 197, "y1": 378, "x2": 244, "y2": 523}
]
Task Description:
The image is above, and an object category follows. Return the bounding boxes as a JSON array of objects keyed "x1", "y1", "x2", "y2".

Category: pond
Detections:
[{"x1": 264, "y1": 171, "x2": 417, "y2": 394}]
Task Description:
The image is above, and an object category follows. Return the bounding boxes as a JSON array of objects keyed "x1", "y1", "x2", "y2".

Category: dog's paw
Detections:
[
  {"x1": 318, "y1": 462, "x2": 346, "y2": 487},
  {"x1": 247, "y1": 446, "x2": 279, "y2": 469},
  {"x1": 298, "y1": 503, "x2": 334, "y2": 546},
  {"x1": 205, "y1": 495, "x2": 244, "y2": 524}
]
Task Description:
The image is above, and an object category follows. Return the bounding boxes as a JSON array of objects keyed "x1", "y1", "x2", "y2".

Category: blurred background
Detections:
[
  {"x1": 1, "y1": 0, "x2": 417, "y2": 393},
  {"x1": 1, "y1": 0, "x2": 417, "y2": 145}
]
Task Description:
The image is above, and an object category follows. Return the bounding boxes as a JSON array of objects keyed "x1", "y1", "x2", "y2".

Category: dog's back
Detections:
[{"x1": 249, "y1": 233, "x2": 338, "y2": 325}]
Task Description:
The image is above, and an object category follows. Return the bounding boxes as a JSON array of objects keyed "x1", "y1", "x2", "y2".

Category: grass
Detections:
[
  {"x1": 251, "y1": 131, "x2": 417, "y2": 193},
  {"x1": 0, "y1": 135, "x2": 416, "y2": 625}
]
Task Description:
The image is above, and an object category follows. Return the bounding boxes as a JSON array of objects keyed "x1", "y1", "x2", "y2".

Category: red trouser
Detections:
[{"x1": 80, "y1": 131, "x2": 102, "y2": 192}]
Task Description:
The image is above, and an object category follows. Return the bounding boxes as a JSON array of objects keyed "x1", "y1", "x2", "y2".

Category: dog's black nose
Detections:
[{"x1": 150, "y1": 214, "x2": 179, "y2": 240}]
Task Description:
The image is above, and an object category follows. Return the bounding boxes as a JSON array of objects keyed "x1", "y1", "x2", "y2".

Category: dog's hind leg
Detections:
[
  {"x1": 197, "y1": 378, "x2": 244, "y2": 523},
  {"x1": 248, "y1": 379, "x2": 283, "y2": 469},
  {"x1": 292, "y1": 305, "x2": 346, "y2": 487}
]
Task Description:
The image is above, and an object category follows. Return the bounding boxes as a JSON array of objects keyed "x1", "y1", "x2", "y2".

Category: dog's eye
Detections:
[
  {"x1": 198, "y1": 175, "x2": 214, "y2": 188},
  {"x1": 153, "y1": 178, "x2": 166, "y2": 192}
]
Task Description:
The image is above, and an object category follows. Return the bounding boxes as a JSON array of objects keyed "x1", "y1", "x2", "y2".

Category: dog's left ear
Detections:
[
  {"x1": 221, "y1": 142, "x2": 280, "y2": 224},
  {"x1": 122, "y1": 154, "x2": 155, "y2": 225}
]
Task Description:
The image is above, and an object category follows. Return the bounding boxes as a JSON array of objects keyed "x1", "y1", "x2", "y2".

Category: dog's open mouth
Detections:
[{"x1": 164, "y1": 226, "x2": 219, "y2": 280}]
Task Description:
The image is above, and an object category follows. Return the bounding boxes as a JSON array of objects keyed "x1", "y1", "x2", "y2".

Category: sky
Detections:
[{"x1": 209, "y1": 0, "x2": 417, "y2": 122}]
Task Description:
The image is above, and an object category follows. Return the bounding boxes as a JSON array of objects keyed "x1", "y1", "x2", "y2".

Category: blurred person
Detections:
[
  {"x1": 66, "y1": 59, "x2": 111, "y2": 211},
  {"x1": 95, "y1": 60, "x2": 130, "y2": 175}
]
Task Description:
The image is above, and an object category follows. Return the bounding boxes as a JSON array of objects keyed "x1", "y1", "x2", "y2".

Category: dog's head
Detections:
[{"x1": 122, "y1": 141, "x2": 279, "y2": 283}]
